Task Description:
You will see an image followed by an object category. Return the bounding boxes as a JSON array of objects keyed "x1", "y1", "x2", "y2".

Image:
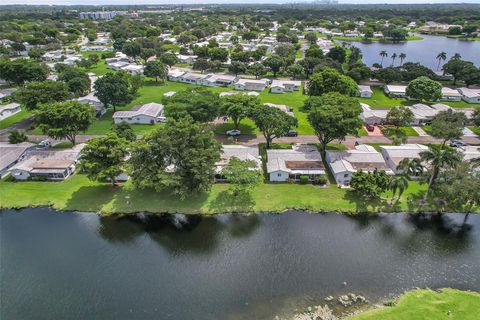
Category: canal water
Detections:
[
  {"x1": 346, "y1": 34, "x2": 480, "y2": 69},
  {"x1": 1, "y1": 208, "x2": 479, "y2": 319}
]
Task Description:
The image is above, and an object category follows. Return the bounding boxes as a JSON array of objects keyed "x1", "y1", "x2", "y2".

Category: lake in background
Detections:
[
  {"x1": 1, "y1": 208, "x2": 479, "y2": 320},
  {"x1": 346, "y1": 34, "x2": 480, "y2": 70}
]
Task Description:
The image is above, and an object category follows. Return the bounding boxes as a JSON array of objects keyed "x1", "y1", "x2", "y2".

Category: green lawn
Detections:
[
  {"x1": 0, "y1": 108, "x2": 32, "y2": 129},
  {"x1": 348, "y1": 289, "x2": 480, "y2": 320},
  {"x1": 357, "y1": 87, "x2": 473, "y2": 109},
  {"x1": 381, "y1": 126, "x2": 419, "y2": 137},
  {"x1": 0, "y1": 173, "x2": 432, "y2": 215}
]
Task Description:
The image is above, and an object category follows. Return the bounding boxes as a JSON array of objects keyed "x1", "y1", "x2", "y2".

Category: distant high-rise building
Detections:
[
  {"x1": 312, "y1": 0, "x2": 339, "y2": 4},
  {"x1": 79, "y1": 11, "x2": 117, "y2": 20}
]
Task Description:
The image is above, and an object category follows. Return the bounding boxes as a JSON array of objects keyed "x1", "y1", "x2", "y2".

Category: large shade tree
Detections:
[
  {"x1": 94, "y1": 72, "x2": 132, "y2": 112},
  {"x1": 250, "y1": 105, "x2": 298, "y2": 149},
  {"x1": 220, "y1": 94, "x2": 260, "y2": 130},
  {"x1": 306, "y1": 67, "x2": 358, "y2": 96}
]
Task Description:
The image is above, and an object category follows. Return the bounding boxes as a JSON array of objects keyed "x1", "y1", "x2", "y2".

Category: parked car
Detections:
[
  {"x1": 285, "y1": 130, "x2": 298, "y2": 137},
  {"x1": 37, "y1": 140, "x2": 52, "y2": 148},
  {"x1": 366, "y1": 124, "x2": 375, "y2": 132},
  {"x1": 226, "y1": 129, "x2": 241, "y2": 136},
  {"x1": 449, "y1": 140, "x2": 466, "y2": 148}
]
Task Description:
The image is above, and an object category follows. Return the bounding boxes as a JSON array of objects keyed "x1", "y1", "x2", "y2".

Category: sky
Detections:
[{"x1": 1, "y1": 0, "x2": 480, "y2": 5}]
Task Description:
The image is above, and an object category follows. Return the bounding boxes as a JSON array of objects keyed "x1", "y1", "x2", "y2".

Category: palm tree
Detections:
[
  {"x1": 419, "y1": 147, "x2": 462, "y2": 201},
  {"x1": 397, "y1": 158, "x2": 424, "y2": 177},
  {"x1": 399, "y1": 53, "x2": 406, "y2": 66},
  {"x1": 436, "y1": 52, "x2": 447, "y2": 71},
  {"x1": 379, "y1": 50, "x2": 388, "y2": 66},
  {"x1": 390, "y1": 53, "x2": 397, "y2": 66},
  {"x1": 452, "y1": 53, "x2": 462, "y2": 60},
  {"x1": 388, "y1": 175, "x2": 409, "y2": 202}
]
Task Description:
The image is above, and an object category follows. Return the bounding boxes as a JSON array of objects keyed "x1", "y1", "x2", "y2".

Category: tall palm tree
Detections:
[
  {"x1": 419, "y1": 147, "x2": 462, "y2": 200},
  {"x1": 399, "y1": 53, "x2": 406, "y2": 66},
  {"x1": 436, "y1": 52, "x2": 447, "y2": 71},
  {"x1": 379, "y1": 50, "x2": 388, "y2": 66},
  {"x1": 388, "y1": 175, "x2": 409, "y2": 202},
  {"x1": 391, "y1": 53, "x2": 397, "y2": 66},
  {"x1": 397, "y1": 158, "x2": 424, "y2": 177}
]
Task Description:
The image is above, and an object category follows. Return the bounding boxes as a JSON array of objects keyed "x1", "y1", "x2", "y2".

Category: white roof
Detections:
[
  {"x1": 204, "y1": 73, "x2": 237, "y2": 82},
  {"x1": 430, "y1": 103, "x2": 452, "y2": 111},
  {"x1": 113, "y1": 103, "x2": 164, "y2": 118},
  {"x1": 270, "y1": 79, "x2": 301, "y2": 88},
  {"x1": 181, "y1": 72, "x2": 208, "y2": 81},
  {"x1": 77, "y1": 92, "x2": 100, "y2": 104},
  {"x1": 0, "y1": 142, "x2": 35, "y2": 172},
  {"x1": 461, "y1": 146, "x2": 480, "y2": 161},
  {"x1": 380, "y1": 144, "x2": 429, "y2": 162},
  {"x1": 441, "y1": 87, "x2": 461, "y2": 97},
  {"x1": 215, "y1": 145, "x2": 261, "y2": 173},
  {"x1": 361, "y1": 109, "x2": 389, "y2": 120},
  {"x1": 458, "y1": 87, "x2": 480, "y2": 98},
  {"x1": 264, "y1": 103, "x2": 295, "y2": 117},
  {"x1": 168, "y1": 69, "x2": 186, "y2": 78},
  {"x1": 385, "y1": 85, "x2": 407, "y2": 94},
  {"x1": 0, "y1": 103, "x2": 20, "y2": 112},
  {"x1": 267, "y1": 145, "x2": 325, "y2": 175},
  {"x1": 358, "y1": 85, "x2": 372, "y2": 93},
  {"x1": 236, "y1": 78, "x2": 269, "y2": 86},
  {"x1": 327, "y1": 144, "x2": 394, "y2": 175},
  {"x1": 407, "y1": 103, "x2": 438, "y2": 119}
]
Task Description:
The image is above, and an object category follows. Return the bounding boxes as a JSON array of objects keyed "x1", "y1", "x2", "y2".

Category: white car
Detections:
[{"x1": 226, "y1": 129, "x2": 241, "y2": 136}]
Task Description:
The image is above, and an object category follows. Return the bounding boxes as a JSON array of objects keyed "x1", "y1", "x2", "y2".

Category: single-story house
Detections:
[
  {"x1": 215, "y1": 145, "x2": 262, "y2": 181},
  {"x1": 458, "y1": 87, "x2": 480, "y2": 104},
  {"x1": 76, "y1": 93, "x2": 106, "y2": 117},
  {"x1": 0, "y1": 88, "x2": 17, "y2": 100},
  {"x1": 234, "y1": 78, "x2": 269, "y2": 91},
  {"x1": 361, "y1": 109, "x2": 389, "y2": 125},
  {"x1": 121, "y1": 64, "x2": 144, "y2": 75},
  {"x1": 113, "y1": 102, "x2": 165, "y2": 124},
  {"x1": 379, "y1": 144, "x2": 429, "y2": 175},
  {"x1": 177, "y1": 54, "x2": 197, "y2": 63},
  {"x1": 267, "y1": 145, "x2": 325, "y2": 182},
  {"x1": 440, "y1": 87, "x2": 462, "y2": 102},
  {"x1": 384, "y1": 85, "x2": 407, "y2": 98},
  {"x1": 108, "y1": 61, "x2": 130, "y2": 70},
  {"x1": 167, "y1": 69, "x2": 186, "y2": 82},
  {"x1": 201, "y1": 74, "x2": 238, "y2": 87},
  {"x1": 407, "y1": 103, "x2": 440, "y2": 125},
  {"x1": 357, "y1": 85, "x2": 373, "y2": 98},
  {"x1": 264, "y1": 103, "x2": 295, "y2": 118},
  {"x1": 270, "y1": 80, "x2": 302, "y2": 93},
  {"x1": 9, "y1": 144, "x2": 84, "y2": 181},
  {"x1": 0, "y1": 103, "x2": 21, "y2": 121},
  {"x1": 326, "y1": 144, "x2": 394, "y2": 186},
  {"x1": 179, "y1": 72, "x2": 208, "y2": 85},
  {"x1": 0, "y1": 142, "x2": 35, "y2": 178}
]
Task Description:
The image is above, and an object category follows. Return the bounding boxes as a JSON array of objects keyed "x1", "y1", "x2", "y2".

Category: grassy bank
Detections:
[
  {"x1": 0, "y1": 108, "x2": 31, "y2": 129},
  {"x1": 348, "y1": 288, "x2": 480, "y2": 320},
  {"x1": 0, "y1": 174, "x2": 431, "y2": 215}
]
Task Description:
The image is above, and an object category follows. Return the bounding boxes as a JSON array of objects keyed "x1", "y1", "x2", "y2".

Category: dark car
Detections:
[
  {"x1": 449, "y1": 140, "x2": 466, "y2": 148},
  {"x1": 366, "y1": 124, "x2": 375, "y2": 132},
  {"x1": 285, "y1": 130, "x2": 298, "y2": 137}
]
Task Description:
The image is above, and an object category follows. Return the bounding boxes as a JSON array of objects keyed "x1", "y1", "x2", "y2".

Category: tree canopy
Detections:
[{"x1": 307, "y1": 68, "x2": 358, "y2": 96}]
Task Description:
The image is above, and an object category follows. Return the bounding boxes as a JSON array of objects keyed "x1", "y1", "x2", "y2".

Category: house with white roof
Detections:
[
  {"x1": 270, "y1": 80, "x2": 302, "y2": 93},
  {"x1": 440, "y1": 87, "x2": 462, "y2": 102},
  {"x1": 407, "y1": 103, "x2": 441, "y2": 125},
  {"x1": 215, "y1": 145, "x2": 262, "y2": 181},
  {"x1": 264, "y1": 103, "x2": 295, "y2": 118},
  {"x1": 9, "y1": 144, "x2": 84, "y2": 181},
  {"x1": 167, "y1": 69, "x2": 186, "y2": 82},
  {"x1": 357, "y1": 85, "x2": 373, "y2": 98},
  {"x1": 179, "y1": 72, "x2": 208, "y2": 85},
  {"x1": 121, "y1": 64, "x2": 144, "y2": 75},
  {"x1": 234, "y1": 78, "x2": 269, "y2": 91},
  {"x1": 326, "y1": 144, "x2": 394, "y2": 186},
  {"x1": 0, "y1": 142, "x2": 35, "y2": 178},
  {"x1": 384, "y1": 85, "x2": 407, "y2": 98},
  {"x1": 458, "y1": 87, "x2": 480, "y2": 104},
  {"x1": 113, "y1": 102, "x2": 165, "y2": 124},
  {"x1": 0, "y1": 103, "x2": 21, "y2": 121},
  {"x1": 361, "y1": 109, "x2": 389, "y2": 125},
  {"x1": 177, "y1": 54, "x2": 197, "y2": 63},
  {"x1": 201, "y1": 74, "x2": 238, "y2": 87},
  {"x1": 76, "y1": 93, "x2": 106, "y2": 117},
  {"x1": 379, "y1": 144, "x2": 429, "y2": 175},
  {"x1": 267, "y1": 145, "x2": 325, "y2": 182}
]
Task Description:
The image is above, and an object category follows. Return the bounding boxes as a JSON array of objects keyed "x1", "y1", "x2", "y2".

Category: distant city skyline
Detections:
[{"x1": 1, "y1": 0, "x2": 480, "y2": 6}]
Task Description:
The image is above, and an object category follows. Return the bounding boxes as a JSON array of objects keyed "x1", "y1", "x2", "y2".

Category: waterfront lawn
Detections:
[
  {"x1": 357, "y1": 87, "x2": 473, "y2": 109},
  {"x1": 348, "y1": 288, "x2": 480, "y2": 320},
  {"x1": 0, "y1": 174, "x2": 431, "y2": 215},
  {"x1": 0, "y1": 108, "x2": 31, "y2": 129}
]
